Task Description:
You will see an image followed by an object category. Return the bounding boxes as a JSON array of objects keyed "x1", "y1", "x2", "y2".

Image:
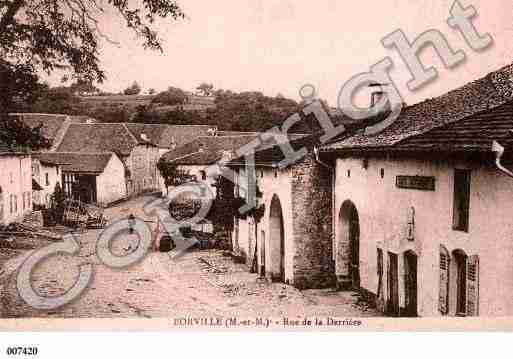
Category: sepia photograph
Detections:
[{"x1": 1, "y1": 0, "x2": 513, "y2": 353}]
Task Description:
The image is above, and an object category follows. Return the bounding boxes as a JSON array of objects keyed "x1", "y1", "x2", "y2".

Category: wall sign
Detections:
[{"x1": 396, "y1": 175, "x2": 435, "y2": 191}]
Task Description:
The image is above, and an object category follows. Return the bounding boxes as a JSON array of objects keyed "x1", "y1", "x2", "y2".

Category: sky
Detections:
[{"x1": 49, "y1": 0, "x2": 513, "y2": 107}]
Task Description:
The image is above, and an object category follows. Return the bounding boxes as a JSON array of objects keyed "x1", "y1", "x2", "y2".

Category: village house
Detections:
[
  {"x1": 159, "y1": 134, "x2": 263, "y2": 197},
  {"x1": 227, "y1": 133, "x2": 336, "y2": 289},
  {"x1": 31, "y1": 154, "x2": 62, "y2": 209},
  {"x1": 0, "y1": 141, "x2": 33, "y2": 225},
  {"x1": 123, "y1": 123, "x2": 214, "y2": 190},
  {"x1": 35, "y1": 152, "x2": 127, "y2": 207},
  {"x1": 55, "y1": 123, "x2": 160, "y2": 198},
  {"x1": 318, "y1": 63, "x2": 513, "y2": 318},
  {"x1": 230, "y1": 63, "x2": 513, "y2": 318}
]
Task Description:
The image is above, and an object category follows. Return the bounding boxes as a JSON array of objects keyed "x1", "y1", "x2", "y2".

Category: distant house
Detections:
[
  {"x1": 31, "y1": 154, "x2": 62, "y2": 209},
  {"x1": 35, "y1": 152, "x2": 126, "y2": 207},
  {"x1": 56, "y1": 123, "x2": 160, "y2": 197},
  {"x1": 0, "y1": 141, "x2": 32, "y2": 225},
  {"x1": 124, "y1": 124, "x2": 216, "y2": 191},
  {"x1": 160, "y1": 134, "x2": 269, "y2": 196}
]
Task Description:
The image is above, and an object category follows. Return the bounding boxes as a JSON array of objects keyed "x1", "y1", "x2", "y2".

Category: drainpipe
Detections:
[
  {"x1": 313, "y1": 146, "x2": 336, "y2": 263},
  {"x1": 491, "y1": 140, "x2": 513, "y2": 178}
]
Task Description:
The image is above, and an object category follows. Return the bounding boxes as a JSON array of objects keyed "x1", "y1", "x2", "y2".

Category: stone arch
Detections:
[
  {"x1": 267, "y1": 194, "x2": 285, "y2": 282},
  {"x1": 336, "y1": 200, "x2": 360, "y2": 290}
]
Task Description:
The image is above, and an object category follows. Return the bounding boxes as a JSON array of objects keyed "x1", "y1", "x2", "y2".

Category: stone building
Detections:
[
  {"x1": 318, "y1": 63, "x2": 513, "y2": 317},
  {"x1": 229, "y1": 135, "x2": 335, "y2": 289},
  {"x1": 230, "y1": 63, "x2": 513, "y2": 318},
  {"x1": 36, "y1": 152, "x2": 127, "y2": 207},
  {"x1": 124, "y1": 123, "x2": 214, "y2": 190},
  {"x1": 0, "y1": 141, "x2": 32, "y2": 224}
]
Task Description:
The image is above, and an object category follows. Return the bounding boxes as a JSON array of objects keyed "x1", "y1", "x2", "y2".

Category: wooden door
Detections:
[
  {"x1": 404, "y1": 252, "x2": 418, "y2": 317},
  {"x1": 387, "y1": 252, "x2": 399, "y2": 316}
]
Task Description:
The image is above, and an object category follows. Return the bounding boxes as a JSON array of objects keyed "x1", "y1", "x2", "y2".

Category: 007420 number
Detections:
[{"x1": 6, "y1": 347, "x2": 38, "y2": 356}]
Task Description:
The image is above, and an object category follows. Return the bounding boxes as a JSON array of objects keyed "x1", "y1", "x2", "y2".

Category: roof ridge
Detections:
[{"x1": 122, "y1": 123, "x2": 140, "y2": 145}]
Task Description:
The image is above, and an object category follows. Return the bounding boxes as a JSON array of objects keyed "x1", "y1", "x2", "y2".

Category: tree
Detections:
[
  {"x1": 0, "y1": 0, "x2": 185, "y2": 146},
  {"x1": 151, "y1": 86, "x2": 187, "y2": 106},
  {"x1": 148, "y1": 88, "x2": 156, "y2": 95},
  {"x1": 196, "y1": 83, "x2": 214, "y2": 96},
  {"x1": 157, "y1": 159, "x2": 195, "y2": 195},
  {"x1": 123, "y1": 81, "x2": 142, "y2": 95}
]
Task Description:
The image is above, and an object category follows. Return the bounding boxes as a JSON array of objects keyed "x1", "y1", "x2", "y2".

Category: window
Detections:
[
  {"x1": 9, "y1": 172, "x2": 13, "y2": 183},
  {"x1": 32, "y1": 163, "x2": 40, "y2": 177},
  {"x1": 45, "y1": 173, "x2": 50, "y2": 186},
  {"x1": 10, "y1": 194, "x2": 17, "y2": 214},
  {"x1": 347, "y1": 169, "x2": 351, "y2": 178},
  {"x1": 453, "y1": 169, "x2": 471, "y2": 232},
  {"x1": 380, "y1": 168, "x2": 385, "y2": 179},
  {"x1": 200, "y1": 170, "x2": 207, "y2": 181}
]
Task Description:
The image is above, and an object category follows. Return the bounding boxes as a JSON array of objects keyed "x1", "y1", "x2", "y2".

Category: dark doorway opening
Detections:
[
  {"x1": 269, "y1": 195, "x2": 285, "y2": 282},
  {"x1": 454, "y1": 250, "x2": 468, "y2": 316},
  {"x1": 403, "y1": 251, "x2": 418, "y2": 317},
  {"x1": 386, "y1": 252, "x2": 399, "y2": 316},
  {"x1": 337, "y1": 200, "x2": 360, "y2": 290}
]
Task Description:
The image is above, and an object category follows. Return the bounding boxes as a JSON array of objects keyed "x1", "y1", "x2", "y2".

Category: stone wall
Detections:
[
  {"x1": 126, "y1": 144, "x2": 160, "y2": 196},
  {"x1": 291, "y1": 154, "x2": 335, "y2": 289}
]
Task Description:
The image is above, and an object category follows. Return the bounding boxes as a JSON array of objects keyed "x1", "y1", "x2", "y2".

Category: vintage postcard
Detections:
[{"x1": 1, "y1": 0, "x2": 513, "y2": 343}]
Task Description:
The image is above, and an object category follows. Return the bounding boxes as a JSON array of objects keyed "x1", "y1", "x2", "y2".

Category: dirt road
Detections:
[{"x1": 0, "y1": 195, "x2": 379, "y2": 320}]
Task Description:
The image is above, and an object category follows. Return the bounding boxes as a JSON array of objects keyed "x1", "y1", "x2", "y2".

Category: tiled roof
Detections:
[
  {"x1": 161, "y1": 134, "x2": 307, "y2": 165},
  {"x1": 392, "y1": 100, "x2": 513, "y2": 153},
  {"x1": 321, "y1": 63, "x2": 513, "y2": 152},
  {"x1": 34, "y1": 152, "x2": 114, "y2": 173},
  {"x1": 125, "y1": 124, "x2": 212, "y2": 149},
  {"x1": 162, "y1": 135, "x2": 260, "y2": 165},
  {"x1": 56, "y1": 123, "x2": 145, "y2": 156},
  {"x1": 9, "y1": 113, "x2": 95, "y2": 142}
]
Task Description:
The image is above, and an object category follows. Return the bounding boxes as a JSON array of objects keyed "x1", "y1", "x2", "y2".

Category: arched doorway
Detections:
[
  {"x1": 337, "y1": 200, "x2": 360, "y2": 290},
  {"x1": 268, "y1": 195, "x2": 285, "y2": 282},
  {"x1": 404, "y1": 250, "x2": 418, "y2": 317}
]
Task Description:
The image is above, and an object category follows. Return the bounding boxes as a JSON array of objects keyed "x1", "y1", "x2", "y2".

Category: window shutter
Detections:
[
  {"x1": 466, "y1": 255, "x2": 479, "y2": 316},
  {"x1": 439, "y1": 249, "x2": 450, "y2": 315}
]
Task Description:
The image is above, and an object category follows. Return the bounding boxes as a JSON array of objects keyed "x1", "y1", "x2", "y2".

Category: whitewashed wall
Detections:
[
  {"x1": 96, "y1": 154, "x2": 127, "y2": 206},
  {"x1": 0, "y1": 154, "x2": 32, "y2": 224},
  {"x1": 334, "y1": 156, "x2": 513, "y2": 316}
]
